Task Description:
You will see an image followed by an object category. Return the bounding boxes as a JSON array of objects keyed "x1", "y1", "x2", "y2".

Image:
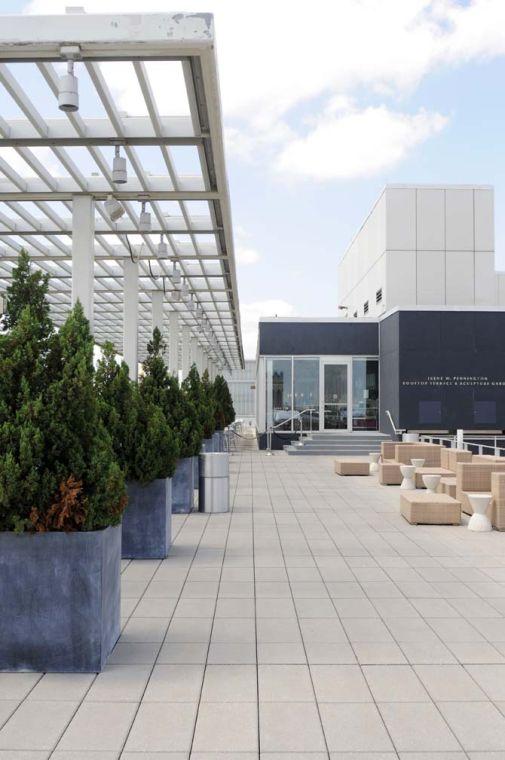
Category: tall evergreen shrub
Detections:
[
  {"x1": 0, "y1": 253, "x2": 126, "y2": 532},
  {"x1": 213, "y1": 374, "x2": 236, "y2": 430}
]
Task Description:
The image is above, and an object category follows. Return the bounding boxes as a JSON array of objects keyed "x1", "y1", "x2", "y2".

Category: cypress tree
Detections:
[
  {"x1": 40, "y1": 302, "x2": 126, "y2": 531},
  {"x1": 2, "y1": 249, "x2": 52, "y2": 340},
  {"x1": 200, "y1": 368, "x2": 217, "y2": 438},
  {"x1": 95, "y1": 342, "x2": 137, "y2": 476},
  {"x1": 182, "y1": 363, "x2": 215, "y2": 441},
  {"x1": 139, "y1": 327, "x2": 179, "y2": 477},
  {"x1": 213, "y1": 374, "x2": 236, "y2": 430}
]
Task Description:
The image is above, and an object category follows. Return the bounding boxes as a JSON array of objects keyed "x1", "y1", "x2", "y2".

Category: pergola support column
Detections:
[
  {"x1": 123, "y1": 259, "x2": 139, "y2": 381},
  {"x1": 190, "y1": 337, "x2": 198, "y2": 372},
  {"x1": 71, "y1": 194, "x2": 94, "y2": 330},
  {"x1": 168, "y1": 311, "x2": 179, "y2": 376},
  {"x1": 181, "y1": 326, "x2": 191, "y2": 379},
  {"x1": 151, "y1": 289, "x2": 164, "y2": 336}
]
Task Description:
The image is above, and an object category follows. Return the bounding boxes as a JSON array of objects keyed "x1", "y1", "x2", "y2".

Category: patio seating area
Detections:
[{"x1": 1, "y1": 450, "x2": 505, "y2": 757}]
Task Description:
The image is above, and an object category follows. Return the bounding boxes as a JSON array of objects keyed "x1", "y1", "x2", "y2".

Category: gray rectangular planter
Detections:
[
  {"x1": 172, "y1": 457, "x2": 194, "y2": 514},
  {"x1": 212, "y1": 430, "x2": 224, "y2": 452},
  {"x1": 192, "y1": 455, "x2": 199, "y2": 490},
  {"x1": 124, "y1": 478, "x2": 172, "y2": 559},
  {"x1": 0, "y1": 525, "x2": 121, "y2": 673}
]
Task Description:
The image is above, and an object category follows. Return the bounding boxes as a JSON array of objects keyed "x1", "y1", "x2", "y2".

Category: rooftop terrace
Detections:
[{"x1": 2, "y1": 451, "x2": 505, "y2": 757}]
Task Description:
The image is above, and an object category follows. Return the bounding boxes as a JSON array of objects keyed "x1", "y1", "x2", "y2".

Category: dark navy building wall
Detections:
[
  {"x1": 259, "y1": 321, "x2": 378, "y2": 356},
  {"x1": 378, "y1": 313, "x2": 399, "y2": 434},
  {"x1": 381, "y1": 311, "x2": 505, "y2": 432}
]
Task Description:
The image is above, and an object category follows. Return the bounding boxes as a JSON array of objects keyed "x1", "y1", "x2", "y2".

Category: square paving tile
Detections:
[
  {"x1": 124, "y1": 702, "x2": 197, "y2": 752},
  {"x1": 193, "y1": 702, "x2": 258, "y2": 752},
  {"x1": 260, "y1": 702, "x2": 326, "y2": 752},
  {"x1": 378, "y1": 702, "x2": 461, "y2": 752},
  {"x1": 319, "y1": 703, "x2": 394, "y2": 752}
]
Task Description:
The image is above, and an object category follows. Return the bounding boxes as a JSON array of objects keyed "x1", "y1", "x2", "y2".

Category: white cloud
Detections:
[
  {"x1": 236, "y1": 245, "x2": 260, "y2": 265},
  {"x1": 23, "y1": 0, "x2": 505, "y2": 178},
  {"x1": 240, "y1": 299, "x2": 295, "y2": 358},
  {"x1": 275, "y1": 106, "x2": 448, "y2": 181}
]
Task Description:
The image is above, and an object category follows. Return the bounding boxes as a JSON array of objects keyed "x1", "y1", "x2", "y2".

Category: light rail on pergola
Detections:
[{"x1": 0, "y1": 10, "x2": 244, "y2": 377}]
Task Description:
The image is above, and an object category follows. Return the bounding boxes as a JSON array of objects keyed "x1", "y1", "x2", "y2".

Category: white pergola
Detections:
[{"x1": 0, "y1": 10, "x2": 244, "y2": 377}]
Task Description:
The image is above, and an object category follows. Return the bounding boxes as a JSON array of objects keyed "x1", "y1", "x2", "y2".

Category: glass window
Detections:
[
  {"x1": 294, "y1": 359, "x2": 319, "y2": 431},
  {"x1": 352, "y1": 359, "x2": 379, "y2": 430},
  {"x1": 266, "y1": 358, "x2": 292, "y2": 430}
]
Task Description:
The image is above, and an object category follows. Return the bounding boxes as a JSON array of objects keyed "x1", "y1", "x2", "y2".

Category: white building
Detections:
[{"x1": 338, "y1": 184, "x2": 505, "y2": 318}]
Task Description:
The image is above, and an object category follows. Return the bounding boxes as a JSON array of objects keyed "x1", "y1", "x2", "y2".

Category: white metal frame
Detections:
[
  {"x1": 319, "y1": 357, "x2": 352, "y2": 433},
  {"x1": 0, "y1": 11, "x2": 243, "y2": 370}
]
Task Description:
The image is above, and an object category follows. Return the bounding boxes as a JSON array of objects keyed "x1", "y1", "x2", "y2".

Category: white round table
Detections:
[
  {"x1": 411, "y1": 458, "x2": 425, "y2": 468},
  {"x1": 422, "y1": 474, "x2": 441, "y2": 493},
  {"x1": 467, "y1": 492, "x2": 493, "y2": 532},
  {"x1": 400, "y1": 464, "x2": 416, "y2": 490},
  {"x1": 369, "y1": 452, "x2": 380, "y2": 473}
]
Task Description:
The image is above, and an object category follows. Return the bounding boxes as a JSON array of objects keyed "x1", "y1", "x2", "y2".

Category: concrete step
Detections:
[{"x1": 285, "y1": 446, "x2": 380, "y2": 456}]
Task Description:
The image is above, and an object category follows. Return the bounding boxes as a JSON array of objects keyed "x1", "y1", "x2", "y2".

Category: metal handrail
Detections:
[
  {"x1": 385, "y1": 409, "x2": 405, "y2": 437},
  {"x1": 265, "y1": 407, "x2": 317, "y2": 455}
]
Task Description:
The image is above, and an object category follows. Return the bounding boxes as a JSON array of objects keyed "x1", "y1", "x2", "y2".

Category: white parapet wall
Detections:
[{"x1": 338, "y1": 184, "x2": 505, "y2": 318}]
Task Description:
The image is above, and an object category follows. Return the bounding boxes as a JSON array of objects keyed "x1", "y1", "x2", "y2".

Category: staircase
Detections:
[{"x1": 284, "y1": 431, "x2": 391, "y2": 456}]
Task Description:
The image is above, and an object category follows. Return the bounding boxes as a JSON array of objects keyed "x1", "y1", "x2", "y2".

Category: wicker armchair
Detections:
[
  {"x1": 394, "y1": 444, "x2": 442, "y2": 466},
  {"x1": 456, "y1": 461, "x2": 505, "y2": 516},
  {"x1": 440, "y1": 448, "x2": 473, "y2": 471},
  {"x1": 491, "y1": 472, "x2": 505, "y2": 531}
]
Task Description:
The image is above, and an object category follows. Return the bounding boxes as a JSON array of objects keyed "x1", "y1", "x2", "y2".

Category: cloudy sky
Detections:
[{"x1": 5, "y1": 0, "x2": 505, "y2": 356}]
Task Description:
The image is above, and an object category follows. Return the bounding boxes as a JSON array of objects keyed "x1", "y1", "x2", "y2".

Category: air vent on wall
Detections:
[
  {"x1": 376, "y1": 288, "x2": 382, "y2": 304},
  {"x1": 363, "y1": 300, "x2": 369, "y2": 314}
]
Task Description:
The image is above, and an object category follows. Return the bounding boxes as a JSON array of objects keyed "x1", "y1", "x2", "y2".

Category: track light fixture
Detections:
[
  {"x1": 58, "y1": 58, "x2": 79, "y2": 112},
  {"x1": 157, "y1": 234, "x2": 168, "y2": 258},
  {"x1": 139, "y1": 201, "x2": 151, "y2": 232},
  {"x1": 104, "y1": 194, "x2": 125, "y2": 222},
  {"x1": 170, "y1": 289, "x2": 181, "y2": 302},
  {"x1": 171, "y1": 262, "x2": 181, "y2": 287},
  {"x1": 112, "y1": 145, "x2": 127, "y2": 184}
]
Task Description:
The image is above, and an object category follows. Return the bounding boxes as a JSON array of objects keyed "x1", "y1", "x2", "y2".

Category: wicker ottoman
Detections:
[
  {"x1": 334, "y1": 459, "x2": 370, "y2": 476},
  {"x1": 400, "y1": 492, "x2": 461, "y2": 525},
  {"x1": 379, "y1": 461, "x2": 402, "y2": 485}
]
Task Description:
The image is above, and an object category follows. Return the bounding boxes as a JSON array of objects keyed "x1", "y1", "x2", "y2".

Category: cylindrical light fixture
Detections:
[
  {"x1": 58, "y1": 60, "x2": 79, "y2": 112},
  {"x1": 171, "y1": 262, "x2": 181, "y2": 286},
  {"x1": 181, "y1": 280, "x2": 190, "y2": 302},
  {"x1": 104, "y1": 194, "x2": 125, "y2": 222},
  {"x1": 139, "y1": 201, "x2": 151, "y2": 232},
  {"x1": 157, "y1": 234, "x2": 168, "y2": 258},
  {"x1": 112, "y1": 145, "x2": 127, "y2": 184}
]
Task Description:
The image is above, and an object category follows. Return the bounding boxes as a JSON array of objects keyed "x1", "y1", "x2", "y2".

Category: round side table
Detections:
[
  {"x1": 422, "y1": 474, "x2": 441, "y2": 493},
  {"x1": 369, "y1": 452, "x2": 380, "y2": 473},
  {"x1": 400, "y1": 464, "x2": 416, "y2": 490},
  {"x1": 467, "y1": 492, "x2": 492, "y2": 532},
  {"x1": 411, "y1": 458, "x2": 425, "y2": 468}
]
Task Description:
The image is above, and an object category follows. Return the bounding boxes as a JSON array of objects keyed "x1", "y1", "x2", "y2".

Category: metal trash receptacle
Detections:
[{"x1": 199, "y1": 452, "x2": 229, "y2": 513}]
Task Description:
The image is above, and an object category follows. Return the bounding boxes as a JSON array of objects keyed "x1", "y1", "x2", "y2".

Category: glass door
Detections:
[{"x1": 320, "y1": 360, "x2": 351, "y2": 431}]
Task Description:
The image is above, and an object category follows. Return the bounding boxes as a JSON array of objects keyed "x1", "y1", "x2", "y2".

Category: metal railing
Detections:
[
  {"x1": 265, "y1": 408, "x2": 316, "y2": 455},
  {"x1": 419, "y1": 432, "x2": 505, "y2": 458}
]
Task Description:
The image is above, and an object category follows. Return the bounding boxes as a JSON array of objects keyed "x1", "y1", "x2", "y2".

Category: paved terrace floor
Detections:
[{"x1": 2, "y1": 452, "x2": 505, "y2": 759}]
